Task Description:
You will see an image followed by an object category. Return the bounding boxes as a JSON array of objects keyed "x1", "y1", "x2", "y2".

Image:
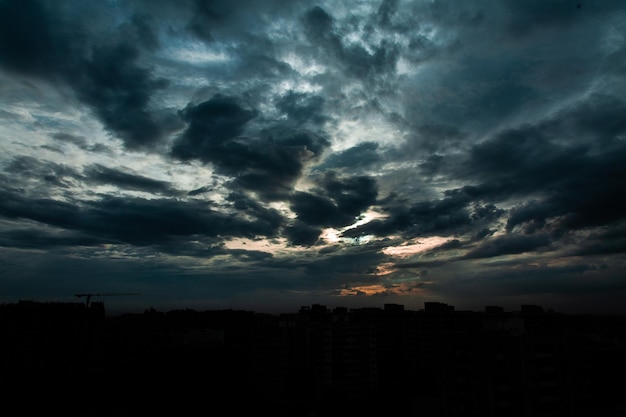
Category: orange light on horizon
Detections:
[
  {"x1": 338, "y1": 284, "x2": 387, "y2": 296},
  {"x1": 338, "y1": 281, "x2": 428, "y2": 297}
]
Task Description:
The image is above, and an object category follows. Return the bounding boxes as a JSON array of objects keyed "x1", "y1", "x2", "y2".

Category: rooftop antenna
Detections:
[{"x1": 74, "y1": 292, "x2": 140, "y2": 308}]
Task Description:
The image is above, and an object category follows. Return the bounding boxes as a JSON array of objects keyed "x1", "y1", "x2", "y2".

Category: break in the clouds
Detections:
[{"x1": 1, "y1": 0, "x2": 626, "y2": 314}]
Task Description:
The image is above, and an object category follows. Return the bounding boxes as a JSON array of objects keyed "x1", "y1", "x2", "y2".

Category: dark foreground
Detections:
[{"x1": 1, "y1": 300, "x2": 625, "y2": 416}]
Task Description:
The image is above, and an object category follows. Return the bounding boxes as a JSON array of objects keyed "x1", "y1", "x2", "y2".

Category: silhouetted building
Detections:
[
  {"x1": 425, "y1": 301, "x2": 455, "y2": 313},
  {"x1": 2, "y1": 300, "x2": 625, "y2": 416},
  {"x1": 521, "y1": 304, "x2": 545, "y2": 314},
  {"x1": 0, "y1": 300, "x2": 106, "y2": 415},
  {"x1": 485, "y1": 305, "x2": 504, "y2": 314}
]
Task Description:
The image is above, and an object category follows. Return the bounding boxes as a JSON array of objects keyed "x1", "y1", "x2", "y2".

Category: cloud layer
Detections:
[{"x1": 1, "y1": 0, "x2": 625, "y2": 314}]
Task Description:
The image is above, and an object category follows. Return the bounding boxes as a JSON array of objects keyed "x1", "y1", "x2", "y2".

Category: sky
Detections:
[{"x1": 1, "y1": 0, "x2": 626, "y2": 315}]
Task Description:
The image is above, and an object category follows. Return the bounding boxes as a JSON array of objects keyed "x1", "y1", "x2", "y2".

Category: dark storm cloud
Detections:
[
  {"x1": 316, "y1": 142, "x2": 382, "y2": 171},
  {"x1": 382, "y1": 198, "x2": 471, "y2": 236},
  {"x1": 186, "y1": 0, "x2": 305, "y2": 42},
  {"x1": 469, "y1": 128, "x2": 581, "y2": 194},
  {"x1": 290, "y1": 192, "x2": 346, "y2": 228},
  {"x1": 376, "y1": 0, "x2": 399, "y2": 27},
  {"x1": 0, "y1": 228, "x2": 107, "y2": 250},
  {"x1": 565, "y1": 94, "x2": 626, "y2": 141},
  {"x1": 303, "y1": 5, "x2": 400, "y2": 81},
  {"x1": 52, "y1": 133, "x2": 89, "y2": 149},
  {"x1": 425, "y1": 262, "x2": 626, "y2": 314},
  {"x1": 303, "y1": 6, "x2": 341, "y2": 54},
  {"x1": 410, "y1": 124, "x2": 467, "y2": 156},
  {"x1": 73, "y1": 43, "x2": 172, "y2": 150},
  {"x1": 0, "y1": 0, "x2": 174, "y2": 150},
  {"x1": 0, "y1": 188, "x2": 81, "y2": 231},
  {"x1": 0, "y1": 0, "x2": 78, "y2": 75},
  {"x1": 436, "y1": 238, "x2": 463, "y2": 250},
  {"x1": 158, "y1": 0, "x2": 298, "y2": 87},
  {"x1": 463, "y1": 233, "x2": 552, "y2": 260},
  {"x1": 274, "y1": 91, "x2": 328, "y2": 126},
  {"x1": 128, "y1": 14, "x2": 161, "y2": 51},
  {"x1": 568, "y1": 224, "x2": 626, "y2": 256},
  {"x1": 504, "y1": 0, "x2": 626, "y2": 37},
  {"x1": 302, "y1": 248, "x2": 385, "y2": 278},
  {"x1": 0, "y1": 186, "x2": 283, "y2": 249},
  {"x1": 471, "y1": 228, "x2": 496, "y2": 242},
  {"x1": 83, "y1": 164, "x2": 178, "y2": 195},
  {"x1": 53, "y1": 133, "x2": 113, "y2": 154},
  {"x1": 172, "y1": 95, "x2": 258, "y2": 160},
  {"x1": 4, "y1": 156, "x2": 79, "y2": 190},
  {"x1": 342, "y1": 91, "x2": 626, "y2": 263},
  {"x1": 383, "y1": 92, "x2": 626, "y2": 247},
  {"x1": 264, "y1": 243, "x2": 388, "y2": 283},
  {"x1": 290, "y1": 173, "x2": 378, "y2": 229},
  {"x1": 84, "y1": 196, "x2": 282, "y2": 245},
  {"x1": 232, "y1": 53, "x2": 294, "y2": 81},
  {"x1": 283, "y1": 221, "x2": 322, "y2": 247},
  {"x1": 150, "y1": 239, "x2": 273, "y2": 260},
  {"x1": 187, "y1": 185, "x2": 213, "y2": 197},
  {"x1": 417, "y1": 154, "x2": 445, "y2": 178},
  {"x1": 344, "y1": 191, "x2": 501, "y2": 240},
  {"x1": 172, "y1": 94, "x2": 331, "y2": 200},
  {"x1": 506, "y1": 0, "x2": 584, "y2": 37},
  {"x1": 395, "y1": 0, "x2": 626, "y2": 138},
  {"x1": 225, "y1": 191, "x2": 284, "y2": 229},
  {"x1": 321, "y1": 173, "x2": 378, "y2": 218},
  {"x1": 411, "y1": 58, "x2": 538, "y2": 131},
  {"x1": 461, "y1": 94, "x2": 626, "y2": 235},
  {"x1": 471, "y1": 203, "x2": 505, "y2": 223},
  {"x1": 4, "y1": 156, "x2": 179, "y2": 197}
]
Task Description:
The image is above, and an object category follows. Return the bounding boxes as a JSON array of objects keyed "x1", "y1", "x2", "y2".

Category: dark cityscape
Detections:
[
  {"x1": 2, "y1": 1, "x2": 626, "y2": 415},
  {"x1": 1, "y1": 299, "x2": 625, "y2": 416}
]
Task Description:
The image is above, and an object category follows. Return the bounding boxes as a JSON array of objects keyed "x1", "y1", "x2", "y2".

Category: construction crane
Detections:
[{"x1": 75, "y1": 292, "x2": 140, "y2": 307}]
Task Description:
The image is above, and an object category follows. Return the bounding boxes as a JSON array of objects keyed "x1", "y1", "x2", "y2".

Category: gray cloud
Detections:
[
  {"x1": 172, "y1": 94, "x2": 332, "y2": 201},
  {"x1": 83, "y1": 164, "x2": 177, "y2": 195},
  {"x1": 275, "y1": 91, "x2": 328, "y2": 126},
  {"x1": 73, "y1": 43, "x2": 172, "y2": 150},
  {"x1": 303, "y1": 5, "x2": 400, "y2": 83},
  {"x1": 504, "y1": 0, "x2": 626, "y2": 37},
  {"x1": 172, "y1": 95, "x2": 258, "y2": 162},
  {"x1": 316, "y1": 142, "x2": 382, "y2": 171},
  {"x1": 463, "y1": 233, "x2": 553, "y2": 259},
  {"x1": 344, "y1": 189, "x2": 494, "y2": 240},
  {"x1": 290, "y1": 173, "x2": 378, "y2": 229},
  {"x1": 0, "y1": 0, "x2": 79, "y2": 75},
  {"x1": 0, "y1": 186, "x2": 283, "y2": 249},
  {"x1": 4, "y1": 156, "x2": 79, "y2": 190},
  {"x1": 0, "y1": 227, "x2": 107, "y2": 250},
  {"x1": 462, "y1": 94, "x2": 626, "y2": 235},
  {"x1": 0, "y1": 0, "x2": 176, "y2": 150},
  {"x1": 283, "y1": 221, "x2": 323, "y2": 247}
]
